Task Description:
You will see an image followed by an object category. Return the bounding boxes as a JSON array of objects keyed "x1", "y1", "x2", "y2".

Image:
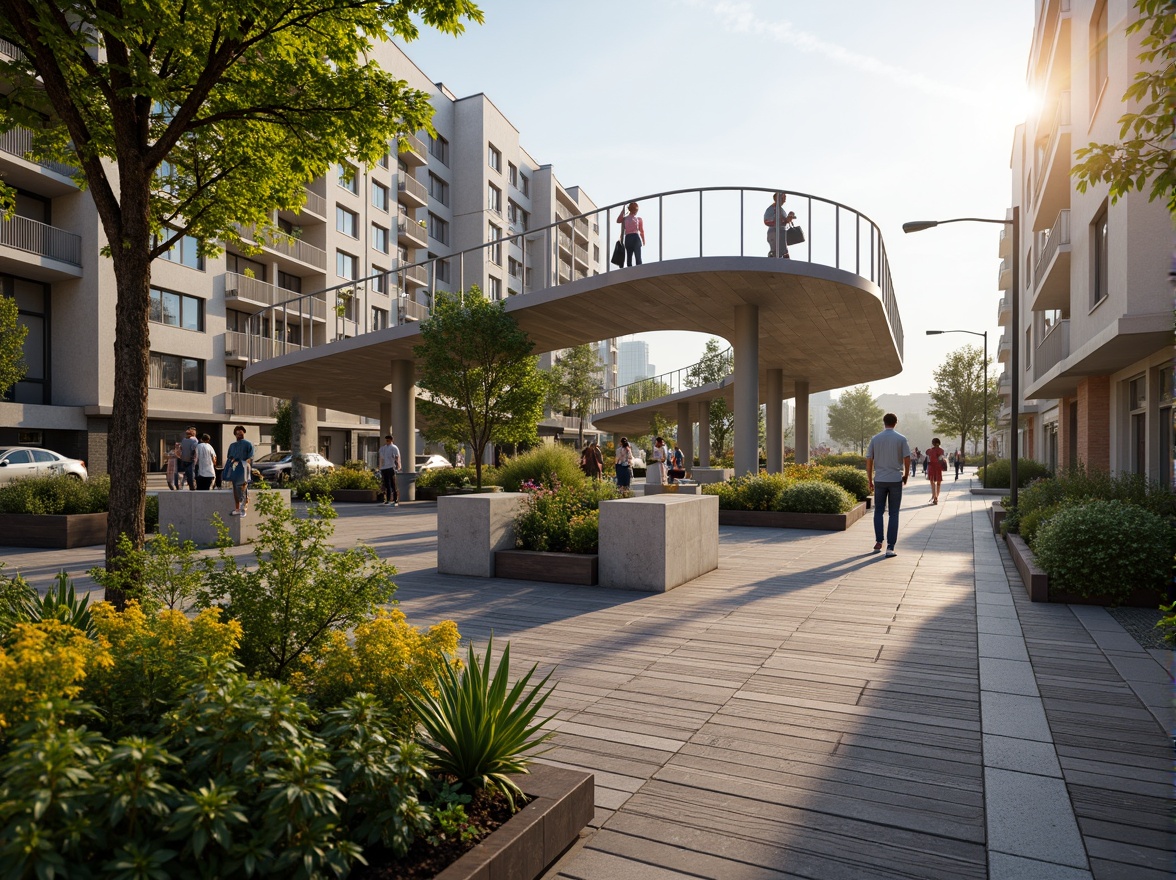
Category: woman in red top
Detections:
[
  {"x1": 927, "y1": 437, "x2": 947, "y2": 504},
  {"x1": 616, "y1": 201, "x2": 646, "y2": 266}
]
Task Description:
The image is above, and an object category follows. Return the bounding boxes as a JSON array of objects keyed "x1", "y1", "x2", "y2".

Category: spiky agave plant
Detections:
[{"x1": 405, "y1": 637, "x2": 555, "y2": 809}]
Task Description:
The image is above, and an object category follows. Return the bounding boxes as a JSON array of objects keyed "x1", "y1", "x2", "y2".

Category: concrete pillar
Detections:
[
  {"x1": 677, "y1": 401, "x2": 693, "y2": 469},
  {"x1": 733, "y1": 304, "x2": 759, "y2": 476},
  {"x1": 698, "y1": 401, "x2": 711, "y2": 467},
  {"x1": 794, "y1": 380, "x2": 810, "y2": 465},
  {"x1": 379, "y1": 401, "x2": 392, "y2": 440},
  {"x1": 390, "y1": 360, "x2": 416, "y2": 501},
  {"x1": 765, "y1": 368, "x2": 783, "y2": 473},
  {"x1": 290, "y1": 396, "x2": 315, "y2": 480}
]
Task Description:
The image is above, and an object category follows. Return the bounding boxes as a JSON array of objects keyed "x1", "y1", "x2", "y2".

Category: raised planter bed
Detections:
[
  {"x1": 329, "y1": 488, "x2": 381, "y2": 503},
  {"x1": 1004, "y1": 532, "x2": 1163, "y2": 607},
  {"x1": 434, "y1": 763, "x2": 593, "y2": 880},
  {"x1": 0, "y1": 512, "x2": 107, "y2": 548},
  {"x1": 495, "y1": 549, "x2": 598, "y2": 585},
  {"x1": 415, "y1": 487, "x2": 440, "y2": 501},
  {"x1": 718, "y1": 501, "x2": 867, "y2": 532},
  {"x1": 989, "y1": 501, "x2": 1006, "y2": 535}
]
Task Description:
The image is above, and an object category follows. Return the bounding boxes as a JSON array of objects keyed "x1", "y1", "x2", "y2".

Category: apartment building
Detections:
[
  {"x1": 0, "y1": 40, "x2": 606, "y2": 473},
  {"x1": 996, "y1": 0, "x2": 1172, "y2": 485},
  {"x1": 618, "y1": 339, "x2": 656, "y2": 388}
]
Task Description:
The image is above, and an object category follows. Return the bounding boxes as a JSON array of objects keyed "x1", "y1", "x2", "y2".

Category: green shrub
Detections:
[
  {"x1": 145, "y1": 494, "x2": 159, "y2": 532},
  {"x1": 774, "y1": 480, "x2": 855, "y2": 514},
  {"x1": 495, "y1": 445, "x2": 585, "y2": 492},
  {"x1": 292, "y1": 468, "x2": 381, "y2": 498},
  {"x1": 196, "y1": 493, "x2": 397, "y2": 679},
  {"x1": 701, "y1": 480, "x2": 739, "y2": 509},
  {"x1": 0, "y1": 474, "x2": 109, "y2": 515},
  {"x1": 1157, "y1": 599, "x2": 1176, "y2": 646},
  {"x1": 817, "y1": 452, "x2": 867, "y2": 469},
  {"x1": 89, "y1": 528, "x2": 207, "y2": 612},
  {"x1": 341, "y1": 459, "x2": 368, "y2": 471},
  {"x1": 415, "y1": 466, "x2": 496, "y2": 490},
  {"x1": 1046, "y1": 464, "x2": 1176, "y2": 518},
  {"x1": 977, "y1": 458, "x2": 1051, "y2": 489},
  {"x1": 566, "y1": 511, "x2": 600, "y2": 554},
  {"x1": 1019, "y1": 502, "x2": 1063, "y2": 548},
  {"x1": 823, "y1": 465, "x2": 870, "y2": 501},
  {"x1": 1033, "y1": 500, "x2": 1174, "y2": 603},
  {"x1": 513, "y1": 482, "x2": 617, "y2": 553},
  {"x1": 405, "y1": 637, "x2": 555, "y2": 810},
  {"x1": 705, "y1": 473, "x2": 789, "y2": 511}
]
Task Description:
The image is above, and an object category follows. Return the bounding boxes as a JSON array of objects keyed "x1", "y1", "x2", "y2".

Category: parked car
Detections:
[
  {"x1": 0, "y1": 446, "x2": 88, "y2": 485},
  {"x1": 251, "y1": 451, "x2": 334, "y2": 483},
  {"x1": 417, "y1": 454, "x2": 452, "y2": 471}
]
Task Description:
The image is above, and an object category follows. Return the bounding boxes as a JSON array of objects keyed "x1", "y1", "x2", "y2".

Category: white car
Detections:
[
  {"x1": 417, "y1": 454, "x2": 452, "y2": 471},
  {"x1": 0, "y1": 446, "x2": 89, "y2": 485},
  {"x1": 251, "y1": 451, "x2": 335, "y2": 483}
]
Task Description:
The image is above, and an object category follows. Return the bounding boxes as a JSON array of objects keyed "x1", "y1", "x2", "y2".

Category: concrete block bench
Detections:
[
  {"x1": 437, "y1": 492, "x2": 529, "y2": 577},
  {"x1": 598, "y1": 494, "x2": 718, "y2": 592},
  {"x1": 643, "y1": 483, "x2": 702, "y2": 495},
  {"x1": 690, "y1": 468, "x2": 734, "y2": 484},
  {"x1": 157, "y1": 489, "x2": 291, "y2": 546}
]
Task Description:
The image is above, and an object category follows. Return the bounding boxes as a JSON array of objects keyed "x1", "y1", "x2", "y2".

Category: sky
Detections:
[{"x1": 400, "y1": 0, "x2": 1036, "y2": 399}]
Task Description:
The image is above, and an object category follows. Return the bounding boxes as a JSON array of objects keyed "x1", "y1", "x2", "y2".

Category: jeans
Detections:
[
  {"x1": 380, "y1": 468, "x2": 399, "y2": 503},
  {"x1": 179, "y1": 459, "x2": 195, "y2": 490},
  {"x1": 615, "y1": 463, "x2": 631, "y2": 488},
  {"x1": 624, "y1": 232, "x2": 642, "y2": 266},
  {"x1": 873, "y1": 481, "x2": 903, "y2": 549}
]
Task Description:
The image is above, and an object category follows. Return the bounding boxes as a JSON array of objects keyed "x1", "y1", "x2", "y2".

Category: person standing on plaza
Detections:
[
  {"x1": 194, "y1": 433, "x2": 217, "y2": 490},
  {"x1": 649, "y1": 437, "x2": 667, "y2": 485},
  {"x1": 616, "y1": 201, "x2": 645, "y2": 266},
  {"x1": 866, "y1": 413, "x2": 911, "y2": 558},
  {"x1": 455, "y1": 450, "x2": 465, "y2": 468},
  {"x1": 378, "y1": 434, "x2": 401, "y2": 507},
  {"x1": 764, "y1": 191, "x2": 797, "y2": 258},
  {"x1": 615, "y1": 437, "x2": 634, "y2": 490},
  {"x1": 165, "y1": 441, "x2": 181, "y2": 490},
  {"x1": 927, "y1": 437, "x2": 947, "y2": 504},
  {"x1": 955, "y1": 449, "x2": 966, "y2": 480},
  {"x1": 179, "y1": 426, "x2": 199, "y2": 490},
  {"x1": 225, "y1": 425, "x2": 255, "y2": 518}
]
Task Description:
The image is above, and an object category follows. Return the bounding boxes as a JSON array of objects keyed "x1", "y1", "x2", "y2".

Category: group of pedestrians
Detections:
[{"x1": 163, "y1": 424, "x2": 255, "y2": 517}]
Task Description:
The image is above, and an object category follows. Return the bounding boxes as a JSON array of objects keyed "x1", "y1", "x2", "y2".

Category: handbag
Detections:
[
  {"x1": 611, "y1": 237, "x2": 626, "y2": 268},
  {"x1": 785, "y1": 223, "x2": 805, "y2": 246}
]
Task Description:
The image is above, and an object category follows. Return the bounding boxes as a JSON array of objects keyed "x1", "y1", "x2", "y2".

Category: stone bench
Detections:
[
  {"x1": 690, "y1": 467, "x2": 734, "y2": 484},
  {"x1": 157, "y1": 488, "x2": 291, "y2": 546},
  {"x1": 642, "y1": 483, "x2": 702, "y2": 495},
  {"x1": 598, "y1": 494, "x2": 719, "y2": 592},
  {"x1": 436, "y1": 492, "x2": 529, "y2": 577}
]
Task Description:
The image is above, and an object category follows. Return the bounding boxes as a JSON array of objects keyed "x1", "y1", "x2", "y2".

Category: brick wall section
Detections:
[
  {"x1": 1077, "y1": 375, "x2": 1110, "y2": 470},
  {"x1": 1058, "y1": 398, "x2": 1075, "y2": 471},
  {"x1": 85, "y1": 417, "x2": 109, "y2": 477},
  {"x1": 1025, "y1": 416, "x2": 1036, "y2": 459}
]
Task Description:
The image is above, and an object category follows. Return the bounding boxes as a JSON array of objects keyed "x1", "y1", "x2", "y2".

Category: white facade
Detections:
[{"x1": 618, "y1": 339, "x2": 656, "y2": 388}]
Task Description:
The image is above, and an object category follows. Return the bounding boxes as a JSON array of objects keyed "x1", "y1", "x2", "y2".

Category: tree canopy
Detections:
[
  {"x1": 826, "y1": 385, "x2": 884, "y2": 454},
  {"x1": 1072, "y1": 0, "x2": 1176, "y2": 215},
  {"x1": 928, "y1": 345, "x2": 999, "y2": 456},
  {"x1": 0, "y1": 295, "x2": 26, "y2": 398},
  {"x1": 0, "y1": 0, "x2": 482, "y2": 589},
  {"x1": 685, "y1": 337, "x2": 735, "y2": 459},
  {"x1": 624, "y1": 378, "x2": 671, "y2": 405},
  {"x1": 547, "y1": 344, "x2": 603, "y2": 448},
  {"x1": 414, "y1": 289, "x2": 546, "y2": 488}
]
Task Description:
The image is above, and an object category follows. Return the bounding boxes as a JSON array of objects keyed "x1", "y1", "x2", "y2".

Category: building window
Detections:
[
  {"x1": 149, "y1": 352, "x2": 204, "y2": 392},
  {"x1": 1025, "y1": 327, "x2": 1032, "y2": 370},
  {"x1": 338, "y1": 163, "x2": 359, "y2": 194},
  {"x1": 1092, "y1": 2, "x2": 1108, "y2": 106},
  {"x1": 507, "y1": 200, "x2": 528, "y2": 231},
  {"x1": 428, "y1": 172, "x2": 449, "y2": 206},
  {"x1": 488, "y1": 222, "x2": 502, "y2": 265},
  {"x1": 428, "y1": 212, "x2": 449, "y2": 245},
  {"x1": 1160, "y1": 365, "x2": 1173, "y2": 489},
  {"x1": 508, "y1": 162, "x2": 518, "y2": 188},
  {"x1": 372, "y1": 267, "x2": 387, "y2": 294},
  {"x1": 336, "y1": 250, "x2": 357, "y2": 280},
  {"x1": 226, "y1": 252, "x2": 265, "y2": 280},
  {"x1": 372, "y1": 181, "x2": 389, "y2": 212},
  {"x1": 1129, "y1": 374, "x2": 1147, "y2": 476},
  {"x1": 434, "y1": 256, "x2": 450, "y2": 284},
  {"x1": 377, "y1": 148, "x2": 390, "y2": 169},
  {"x1": 487, "y1": 143, "x2": 501, "y2": 172},
  {"x1": 489, "y1": 276, "x2": 502, "y2": 300},
  {"x1": 149, "y1": 286, "x2": 204, "y2": 332},
  {"x1": 428, "y1": 133, "x2": 449, "y2": 166},
  {"x1": 336, "y1": 206, "x2": 358, "y2": 238},
  {"x1": 520, "y1": 172, "x2": 529, "y2": 197},
  {"x1": 372, "y1": 223, "x2": 389, "y2": 254},
  {"x1": 488, "y1": 183, "x2": 502, "y2": 215},
  {"x1": 277, "y1": 271, "x2": 301, "y2": 293},
  {"x1": 157, "y1": 231, "x2": 204, "y2": 270},
  {"x1": 508, "y1": 256, "x2": 521, "y2": 278},
  {"x1": 1092, "y1": 208, "x2": 1108, "y2": 307},
  {"x1": 371, "y1": 306, "x2": 389, "y2": 330}
]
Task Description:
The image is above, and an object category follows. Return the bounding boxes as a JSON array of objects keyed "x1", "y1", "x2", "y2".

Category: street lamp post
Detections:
[
  {"x1": 904, "y1": 210, "x2": 1020, "y2": 506},
  {"x1": 926, "y1": 329, "x2": 988, "y2": 488}
]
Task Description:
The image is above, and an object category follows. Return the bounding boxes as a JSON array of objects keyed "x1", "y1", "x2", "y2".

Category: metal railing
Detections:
[
  {"x1": 398, "y1": 173, "x2": 427, "y2": 202},
  {"x1": 1034, "y1": 319, "x2": 1070, "y2": 380},
  {"x1": 0, "y1": 127, "x2": 77, "y2": 178},
  {"x1": 399, "y1": 296, "x2": 429, "y2": 323},
  {"x1": 225, "y1": 272, "x2": 327, "y2": 320},
  {"x1": 0, "y1": 214, "x2": 82, "y2": 265},
  {"x1": 1034, "y1": 90, "x2": 1071, "y2": 203},
  {"x1": 0, "y1": 38, "x2": 24, "y2": 59},
  {"x1": 591, "y1": 347, "x2": 734, "y2": 414},
  {"x1": 1033, "y1": 209, "x2": 1070, "y2": 291},
  {"x1": 301, "y1": 188, "x2": 326, "y2": 218},
  {"x1": 225, "y1": 391, "x2": 281, "y2": 418},
  {"x1": 235, "y1": 225, "x2": 327, "y2": 270},
  {"x1": 397, "y1": 215, "x2": 428, "y2": 246},
  {"x1": 400, "y1": 131, "x2": 427, "y2": 159},
  {"x1": 246, "y1": 185, "x2": 903, "y2": 376}
]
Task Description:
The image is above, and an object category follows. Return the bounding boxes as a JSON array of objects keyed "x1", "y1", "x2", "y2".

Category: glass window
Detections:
[
  {"x1": 337, "y1": 207, "x2": 358, "y2": 238},
  {"x1": 157, "y1": 231, "x2": 204, "y2": 270},
  {"x1": 377, "y1": 149, "x2": 390, "y2": 169},
  {"x1": 508, "y1": 257, "x2": 521, "y2": 278},
  {"x1": 1129, "y1": 375, "x2": 1146, "y2": 411},
  {"x1": 428, "y1": 133, "x2": 449, "y2": 166},
  {"x1": 372, "y1": 224, "x2": 389, "y2": 254},
  {"x1": 336, "y1": 250, "x2": 357, "y2": 280},
  {"x1": 1093, "y1": 209, "x2": 1108, "y2": 306},
  {"x1": 489, "y1": 276, "x2": 501, "y2": 300},
  {"x1": 435, "y1": 257, "x2": 450, "y2": 284},
  {"x1": 488, "y1": 183, "x2": 501, "y2": 215},
  {"x1": 1092, "y1": 2, "x2": 1108, "y2": 101},
  {"x1": 277, "y1": 271, "x2": 302, "y2": 293},
  {"x1": 226, "y1": 252, "x2": 265, "y2": 280},
  {"x1": 371, "y1": 307, "x2": 388, "y2": 330},
  {"x1": 337, "y1": 163, "x2": 358, "y2": 194},
  {"x1": 487, "y1": 143, "x2": 501, "y2": 172},
  {"x1": 372, "y1": 267, "x2": 387, "y2": 294},
  {"x1": 488, "y1": 222, "x2": 502, "y2": 265},
  {"x1": 3, "y1": 449, "x2": 31, "y2": 464},
  {"x1": 428, "y1": 212, "x2": 449, "y2": 245},
  {"x1": 507, "y1": 201, "x2": 528, "y2": 231},
  {"x1": 372, "y1": 181, "x2": 389, "y2": 212},
  {"x1": 149, "y1": 286, "x2": 204, "y2": 331},
  {"x1": 428, "y1": 172, "x2": 449, "y2": 206},
  {"x1": 508, "y1": 162, "x2": 518, "y2": 188},
  {"x1": 519, "y1": 173, "x2": 529, "y2": 197},
  {"x1": 149, "y1": 352, "x2": 204, "y2": 392}
]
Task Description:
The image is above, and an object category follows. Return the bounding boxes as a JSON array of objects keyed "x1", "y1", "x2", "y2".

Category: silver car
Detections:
[
  {"x1": 0, "y1": 446, "x2": 89, "y2": 485},
  {"x1": 251, "y1": 451, "x2": 335, "y2": 483}
]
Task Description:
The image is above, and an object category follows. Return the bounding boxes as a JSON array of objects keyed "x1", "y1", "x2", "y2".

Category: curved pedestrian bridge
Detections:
[{"x1": 244, "y1": 187, "x2": 904, "y2": 474}]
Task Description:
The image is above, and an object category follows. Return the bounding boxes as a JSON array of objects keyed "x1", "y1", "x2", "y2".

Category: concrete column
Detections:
[
  {"x1": 765, "y1": 368, "x2": 783, "y2": 473},
  {"x1": 677, "y1": 401, "x2": 693, "y2": 469},
  {"x1": 290, "y1": 396, "x2": 315, "y2": 480},
  {"x1": 390, "y1": 360, "x2": 416, "y2": 501},
  {"x1": 698, "y1": 401, "x2": 711, "y2": 467},
  {"x1": 733, "y1": 304, "x2": 759, "y2": 475},
  {"x1": 379, "y1": 401, "x2": 392, "y2": 440},
  {"x1": 794, "y1": 380, "x2": 810, "y2": 465}
]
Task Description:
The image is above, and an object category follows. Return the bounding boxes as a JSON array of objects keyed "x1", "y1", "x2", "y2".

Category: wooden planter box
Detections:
[
  {"x1": 718, "y1": 501, "x2": 867, "y2": 532},
  {"x1": 0, "y1": 512, "x2": 107, "y2": 548},
  {"x1": 434, "y1": 763, "x2": 593, "y2": 880},
  {"x1": 329, "y1": 488, "x2": 381, "y2": 503},
  {"x1": 495, "y1": 549, "x2": 598, "y2": 585},
  {"x1": 1004, "y1": 532, "x2": 1163, "y2": 607}
]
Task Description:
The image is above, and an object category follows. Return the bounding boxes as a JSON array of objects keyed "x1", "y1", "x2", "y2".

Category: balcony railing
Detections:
[
  {"x1": 397, "y1": 216, "x2": 428, "y2": 246},
  {"x1": 301, "y1": 188, "x2": 326, "y2": 218},
  {"x1": 997, "y1": 258, "x2": 1011, "y2": 291},
  {"x1": 0, "y1": 128, "x2": 76, "y2": 178},
  {"x1": 398, "y1": 296, "x2": 429, "y2": 323},
  {"x1": 1033, "y1": 209, "x2": 1070, "y2": 291},
  {"x1": 1035, "y1": 91, "x2": 1071, "y2": 202},
  {"x1": 1034, "y1": 319, "x2": 1070, "y2": 380},
  {"x1": 399, "y1": 132, "x2": 427, "y2": 159},
  {"x1": 591, "y1": 346, "x2": 734, "y2": 414},
  {"x1": 225, "y1": 272, "x2": 327, "y2": 320},
  {"x1": 225, "y1": 391, "x2": 281, "y2": 418},
  {"x1": 235, "y1": 226, "x2": 327, "y2": 270},
  {"x1": 0, "y1": 39, "x2": 24, "y2": 60},
  {"x1": 398, "y1": 173, "x2": 427, "y2": 203},
  {"x1": 0, "y1": 214, "x2": 82, "y2": 265}
]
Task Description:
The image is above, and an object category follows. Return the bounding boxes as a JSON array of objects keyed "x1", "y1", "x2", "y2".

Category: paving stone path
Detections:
[{"x1": 3, "y1": 475, "x2": 1170, "y2": 879}]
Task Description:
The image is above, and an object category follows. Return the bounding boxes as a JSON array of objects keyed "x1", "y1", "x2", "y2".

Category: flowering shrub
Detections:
[
  {"x1": 416, "y1": 466, "x2": 495, "y2": 490},
  {"x1": 514, "y1": 481, "x2": 618, "y2": 553},
  {"x1": 0, "y1": 619, "x2": 110, "y2": 732},
  {"x1": 567, "y1": 511, "x2": 600, "y2": 554},
  {"x1": 496, "y1": 445, "x2": 585, "y2": 492}
]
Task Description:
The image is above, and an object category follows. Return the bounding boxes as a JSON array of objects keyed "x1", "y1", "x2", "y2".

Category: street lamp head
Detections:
[
  {"x1": 926, "y1": 330, "x2": 944, "y2": 335},
  {"x1": 903, "y1": 221, "x2": 939, "y2": 233}
]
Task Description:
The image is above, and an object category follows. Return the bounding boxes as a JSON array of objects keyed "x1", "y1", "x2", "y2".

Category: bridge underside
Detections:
[{"x1": 246, "y1": 256, "x2": 902, "y2": 419}]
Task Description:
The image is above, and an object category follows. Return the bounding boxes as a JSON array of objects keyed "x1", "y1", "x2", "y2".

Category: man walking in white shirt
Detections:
[
  {"x1": 378, "y1": 434, "x2": 401, "y2": 507},
  {"x1": 866, "y1": 413, "x2": 911, "y2": 558}
]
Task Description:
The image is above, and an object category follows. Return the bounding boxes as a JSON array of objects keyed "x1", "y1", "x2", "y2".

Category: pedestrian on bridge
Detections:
[
  {"x1": 617, "y1": 201, "x2": 645, "y2": 266},
  {"x1": 764, "y1": 191, "x2": 797, "y2": 258}
]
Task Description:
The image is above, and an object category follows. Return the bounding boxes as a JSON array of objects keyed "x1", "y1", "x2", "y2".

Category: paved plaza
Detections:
[{"x1": 2, "y1": 475, "x2": 1171, "y2": 879}]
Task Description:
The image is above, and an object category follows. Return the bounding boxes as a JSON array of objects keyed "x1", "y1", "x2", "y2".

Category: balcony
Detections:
[
  {"x1": 225, "y1": 391, "x2": 281, "y2": 419},
  {"x1": 0, "y1": 38, "x2": 24, "y2": 60},
  {"x1": 0, "y1": 128, "x2": 77, "y2": 189},
  {"x1": 397, "y1": 213, "x2": 428, "y2": 248},
  {"x1": 397, "y1": 173, "x2": 427, "y2": 209},
  {"x1": 573, "y1": 215, "x2": 590, "y2": 243},
  {"x1": 225, "y1": 272, "x2": 327, "y2": 320},
  {"x1": 1032, "y1": 209, "x2": 1071, "y2": 311},
  {"x1": 1032, "y1": 90, "x2": 1072, "y2": 231},
  {"x1": 1033, "y1": 319, "x2": 1070, "y2": 381},
  {"x1": 996, "y1": 296, "x2": 1010, "y2": 325},
  {"x1": 998, "y1": 372, "x2": 1011, "y2": 397},
  {"x1": 557, "y1": 231, "x2": 572, "y2": 256},
  {"x1": 397, "y1": 132, "x2": 428, "y2": 167},
  {"x1": 998, "y1": 226, "x2": 1011, "y2": 259},
  {"x1": 300, "y1": 188, "x2": 326, "y2": 220},
  {"x1": 997, "y1": 258, "x2": 1011, "y2": 291},
  {"x1": 235, "y1": 225, "x2": 327, "y2": 272},
  {"x1": 997, "y1": 332, "x2": 1010, "y2": 365},
  {"x1": 0, "y1": 214, "x2": 82, "y2": 267},
  {"x1": 573, "y1": 244, "x2": 589, "y2": 268},
  {"x1": 398, "y1": 296, "x2": 429, "y2": 323}
]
